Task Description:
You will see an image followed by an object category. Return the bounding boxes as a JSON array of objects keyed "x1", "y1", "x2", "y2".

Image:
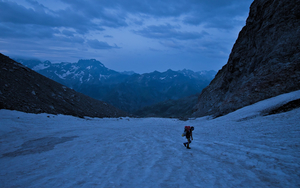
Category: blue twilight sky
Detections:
[{"x1": 0, "y1": 0, "x2": 253, "y2": 73}]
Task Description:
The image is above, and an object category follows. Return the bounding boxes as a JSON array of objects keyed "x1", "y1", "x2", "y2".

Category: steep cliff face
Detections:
[{"x1": 193, "y1": 0, "x2": 300, "y2": 117}]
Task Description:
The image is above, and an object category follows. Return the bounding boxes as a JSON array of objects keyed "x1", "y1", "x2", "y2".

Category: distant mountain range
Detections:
[
  {"x1": 15, "y1": 58, "x2": 216, "y2": 113},
  {"x1": 0, "y1": 53, "x2": 127, "y2": 118}
]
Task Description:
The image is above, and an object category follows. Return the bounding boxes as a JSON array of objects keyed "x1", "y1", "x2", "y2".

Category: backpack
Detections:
[{"x1": 182, "y1": 126, "x2": 191, "y2": 137}]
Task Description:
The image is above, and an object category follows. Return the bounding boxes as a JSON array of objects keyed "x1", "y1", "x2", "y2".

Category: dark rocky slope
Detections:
[
  {"x1": 193, "y1": 0, "x2": 300, "y2": 117},
  {"x1": 0, "y1": 53, "x2": 127, "y2": 118}
]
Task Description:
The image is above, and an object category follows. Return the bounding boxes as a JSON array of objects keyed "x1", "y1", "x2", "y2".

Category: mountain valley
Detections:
[{"x1": 15, "y1": 58, "x2": 216, "y2": 114}]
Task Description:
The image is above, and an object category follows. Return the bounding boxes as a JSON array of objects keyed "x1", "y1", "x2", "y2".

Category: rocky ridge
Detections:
[
  {"x1": 0, "y1": 53, "x2": 127, "y2": 118},
  {"x1": 193, "y1": 0, "x2": 300, "y2": 117}
]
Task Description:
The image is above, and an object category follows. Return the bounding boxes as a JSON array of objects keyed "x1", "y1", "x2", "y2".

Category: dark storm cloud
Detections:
[
  {"x1": 0, "y1": 22, "x2": 85, "y2": 44},
  {"x1": 0, "y1": 0, "x2": 253, "y2": 40},
  {"x1": 0, "y1": 23, "x2": 59, "y2": 39},
  {"x1": 104, "y1": 35, "x2": 113, "y2": 38},
  {"x1": 182, "y1": 0, "x2": 253, "y2": 28},
  {"x1": 159, "y1": 40, "x2": 183, "y2": 49},
  {"x1": 87, "y1": 39, "x2": 120, "y2": 50},
  {"x1": 57, "y1": 0, "x2": 253, "y2": 29},
  {"x1": 59, "y1": 0, "x2": 128, "y2": 28},
  {"x1": 0, "y1": 1, "x2": 103, "y2": 34},
  {"x1": 0, "y1": 0, "x2": 254, "y2": 73},
  {"x1": 60, "y1": 0, "x2": 190, "y2": 18},
  {"x1": 58, "y1": 35, "x2": 85, "y2": 44},
  {"x1": 61, "y1": 29, "x2": 76, "y2": 37},
  {"x1": 0, "y1": 1, "x2": 41, "y2": 24},
  {"x1": 134, "y1": 24, "x2": 208, "y2": 40}
]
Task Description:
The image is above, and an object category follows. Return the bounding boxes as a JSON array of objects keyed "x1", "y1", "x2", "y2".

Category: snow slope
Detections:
[{"x1": 0, "y1": 90, "x2": 300, "y2": 187}]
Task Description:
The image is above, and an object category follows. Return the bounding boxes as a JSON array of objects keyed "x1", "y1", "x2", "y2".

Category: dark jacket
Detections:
[{"x1": 186, "y1": 130, "x2": 192, "y2": 139}]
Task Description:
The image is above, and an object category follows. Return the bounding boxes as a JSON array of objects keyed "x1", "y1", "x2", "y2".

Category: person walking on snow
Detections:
[{"x1": 183, "y1": 126, "x2": 194, "y2": 149}]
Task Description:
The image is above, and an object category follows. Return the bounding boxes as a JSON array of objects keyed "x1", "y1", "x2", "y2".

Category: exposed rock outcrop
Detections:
[
  {"x1": 0, "y1": 53, "x2": 128, "y2": 118},
  {"x1": 193, "y1": 0, "x2": 300, "y2": 117}
]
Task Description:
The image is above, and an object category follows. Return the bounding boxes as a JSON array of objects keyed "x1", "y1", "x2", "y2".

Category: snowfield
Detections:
[{"x1": 1, "y1": 90, "x2": 300, "y2": 188}]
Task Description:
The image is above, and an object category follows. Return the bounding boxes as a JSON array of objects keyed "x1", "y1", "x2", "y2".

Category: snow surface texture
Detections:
[{"x1": 1, "y1": 90, "x2": 300, "y2": 188}]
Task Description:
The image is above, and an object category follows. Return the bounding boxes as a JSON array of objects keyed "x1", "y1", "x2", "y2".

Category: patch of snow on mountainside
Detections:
[
  {"x1": 221, "y1": 90, "x2": 300, "y2": 122},
  {"x1": 99, "y1": 74, "x2": 109, "y2": 80},
  {"x1": 32, "y1": 64, "x2": 50, "y2": 71},
  {"x1": 87, "y1": 74, "x2": 93, "y2": 82},
  {"x1": 54, "y1": 71, "x2": 65, "y2": 80},
  {"x1": 73, "y1": 71, "x2": 85, "y2": 79},
  {"x1": 54, "y1": 70, "x2": 73, "y2": 80},
  {"x1": 71, "y1": 65, "x2": 79, "y2": 71}
]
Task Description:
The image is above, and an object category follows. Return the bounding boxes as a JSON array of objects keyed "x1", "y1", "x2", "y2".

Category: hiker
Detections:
[{"x1": 183, "y1": 126, "x2": 194, "y2": 149}]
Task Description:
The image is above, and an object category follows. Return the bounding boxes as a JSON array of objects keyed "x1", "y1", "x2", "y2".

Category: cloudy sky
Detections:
[{"x1": 0, "y1": 0, "x2": 253, "y2": 73}]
